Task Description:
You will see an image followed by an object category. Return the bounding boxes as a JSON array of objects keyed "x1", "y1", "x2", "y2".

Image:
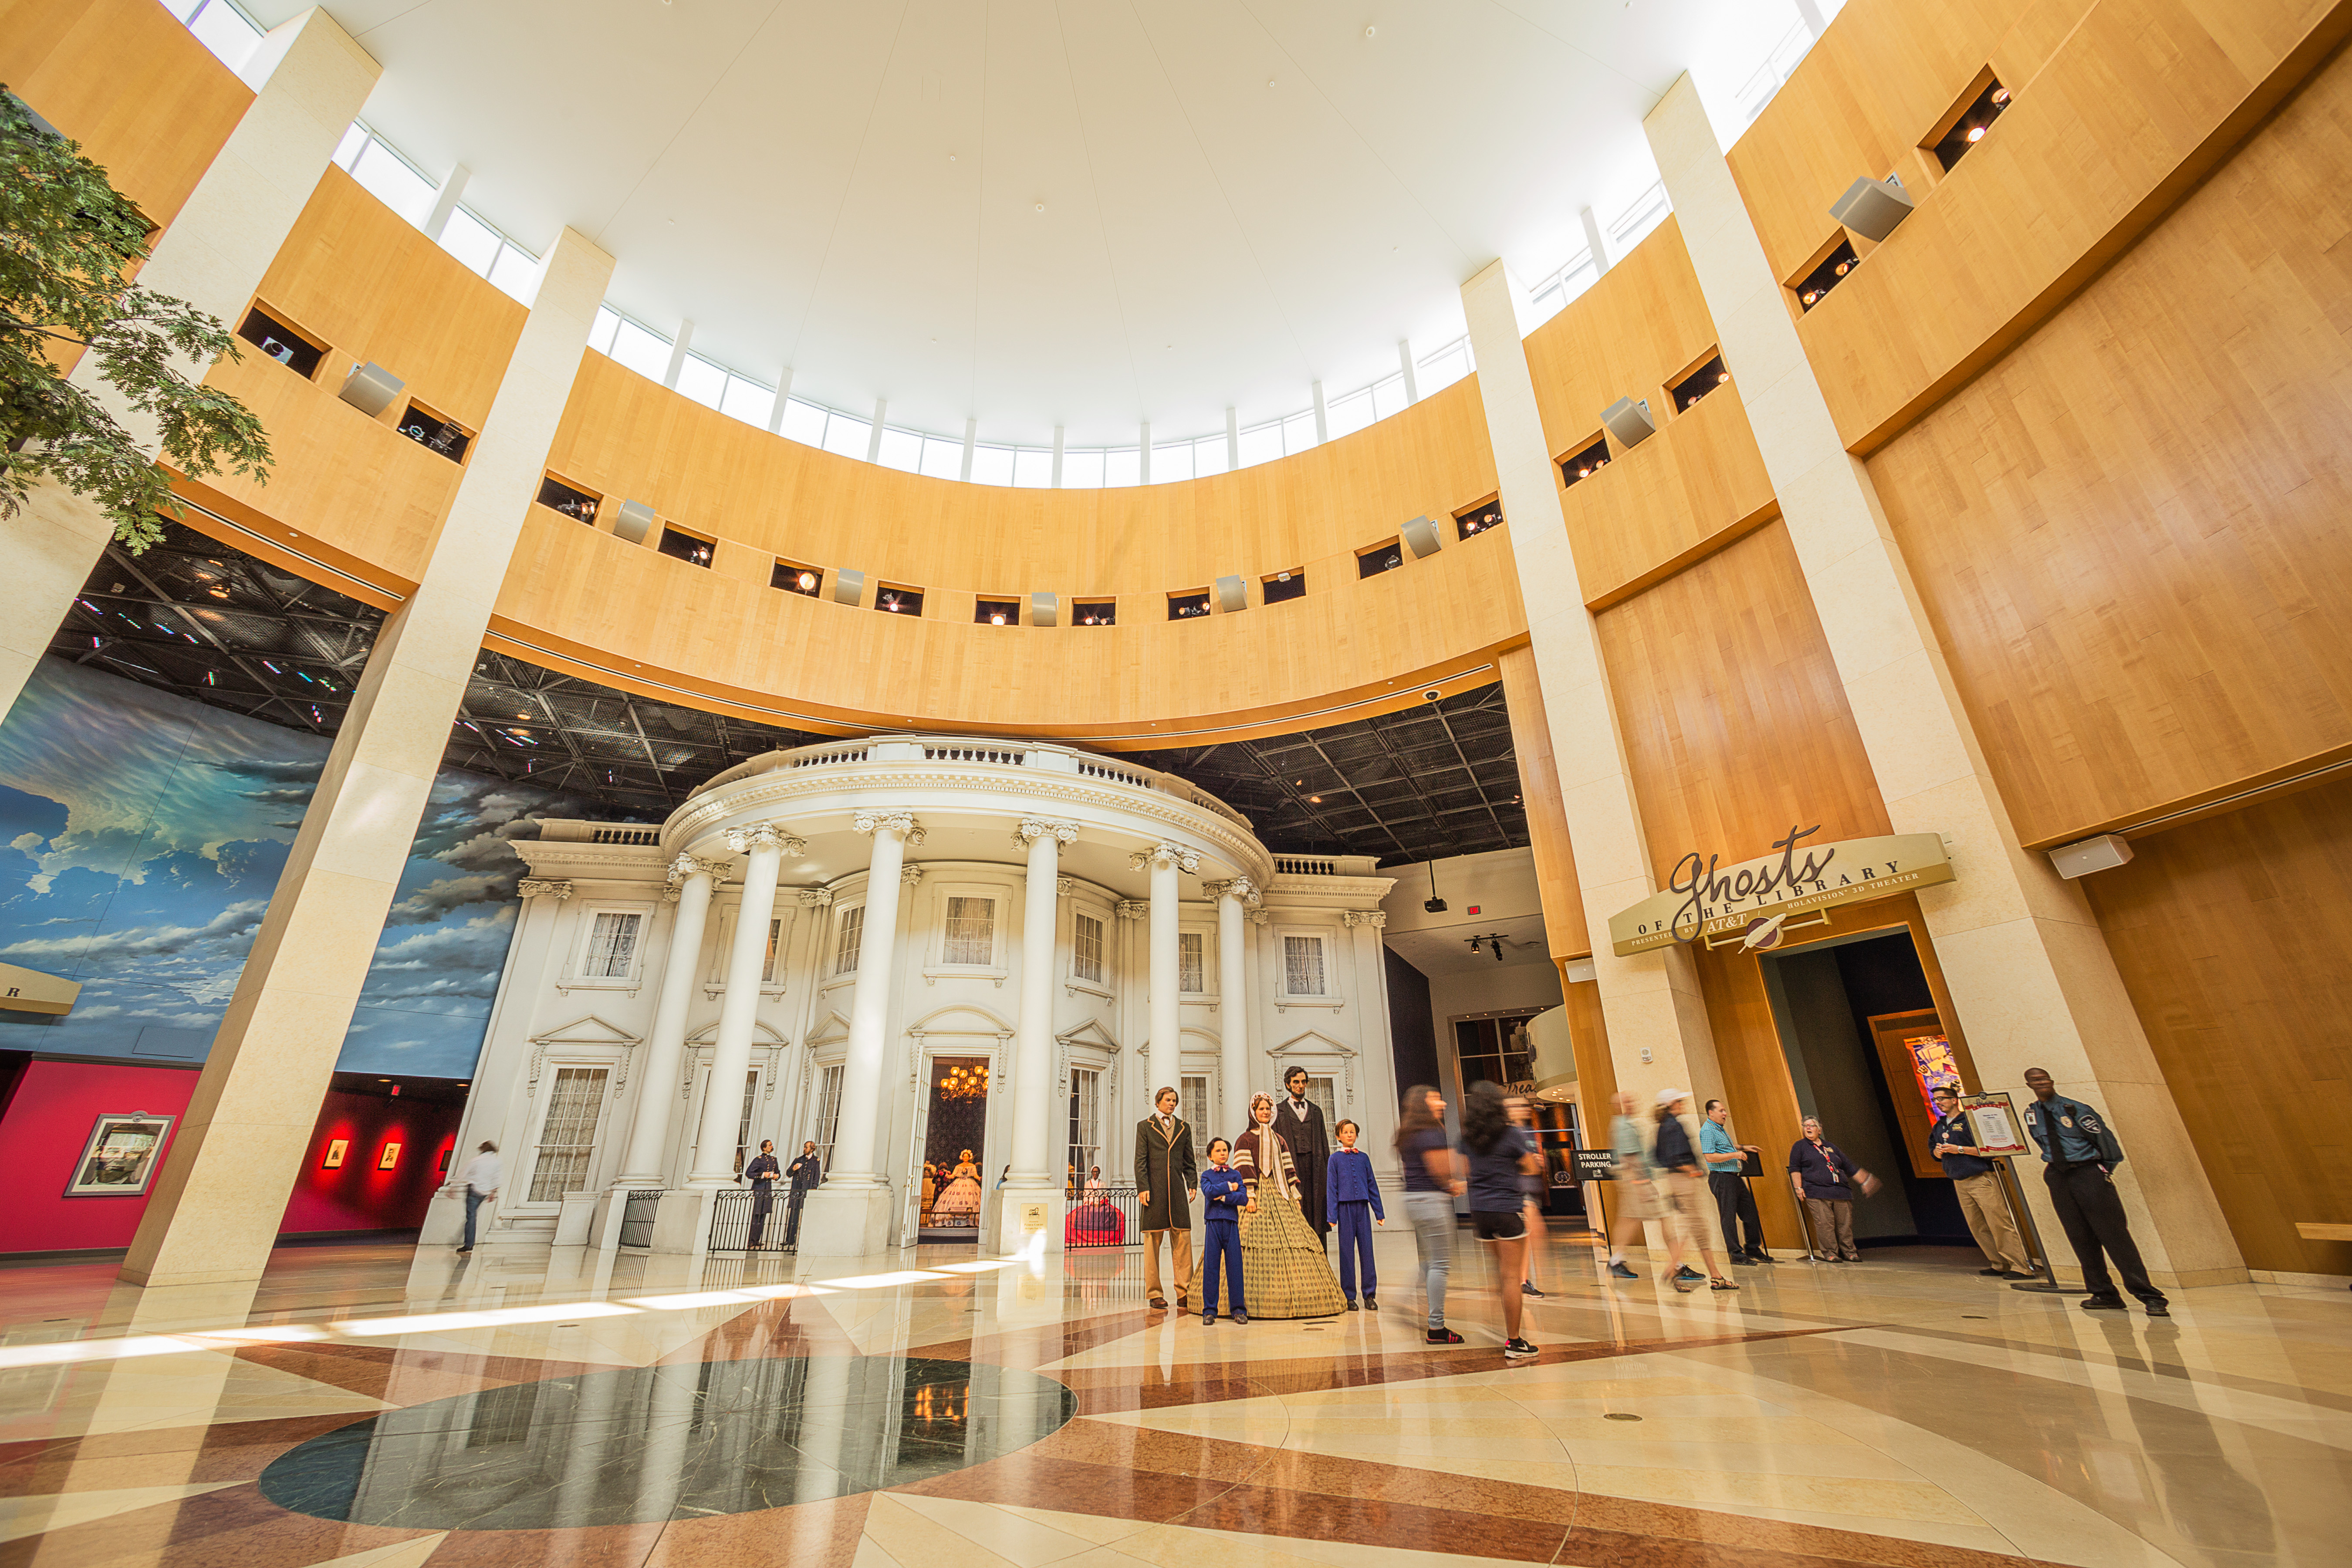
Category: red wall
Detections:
[
  {"x1": 281, "y1": 1088, "x2": 460, "y2": 1233},
  {"x1": 0, "y1": 1060, "x2": 463, "y2": 1254},
  {"x1": 0, "y1": 1060, "x2": 197, "y2": 1253}
]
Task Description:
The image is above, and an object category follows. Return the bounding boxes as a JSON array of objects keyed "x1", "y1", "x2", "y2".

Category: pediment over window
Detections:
[{"x1": 530, "y1": 1014, "x2": 642, "y2": 1047}]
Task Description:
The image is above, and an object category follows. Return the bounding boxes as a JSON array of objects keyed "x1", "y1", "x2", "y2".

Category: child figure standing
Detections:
[
  {"x1": 1326, "y1": 1119, "x2": 1385, "y2": 1310},
  {"x1": 1199, "y1": 1137, "x2": 1250, "y2": 1325}
]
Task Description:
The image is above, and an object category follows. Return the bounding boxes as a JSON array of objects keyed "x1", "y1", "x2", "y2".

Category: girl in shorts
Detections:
[{"x1": 1458, "y1": 1080, "x2": 1541, "y2": 1358}]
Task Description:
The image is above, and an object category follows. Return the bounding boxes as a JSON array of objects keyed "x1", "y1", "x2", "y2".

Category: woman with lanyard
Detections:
[{"x1": 1786, "y1": 1115, "x2": 1870, "y2": 1262}]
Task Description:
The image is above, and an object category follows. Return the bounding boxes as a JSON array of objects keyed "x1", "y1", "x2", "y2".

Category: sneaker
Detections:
[
  {"x1": 1504, "y1": 1338, "x2": 1538, "y2": 1359},
  {"x1": 1425, "y1": 1327, "x2": 1466, "y2": 1345},
  {"x1": 453, "y1": 1247, "x2": 472, "y2": 1255},
  {"x1": 1732, "y1": 1256, "x2": 1757, "y2": 1266},
  {"x1": 2081, "y1": 1296, "x2": 2129, "y2": 1312},
  {"x1": 1521, "y1": 1281, "x2": 1546, "y2": 1298},
  {"x1": 1675, "y1": 1265, "x2": 1705, "y2": 1282},
  {"x1": 1978, "y1": 1267, "x2": 2009, "y2": 1277},
  {"x1": 1608, "y1": 1261, "x2": 1639, "y2": 1280},
  {"x1": 1747, "y1": 1251, "x2": 1776, "y2": 1265}
]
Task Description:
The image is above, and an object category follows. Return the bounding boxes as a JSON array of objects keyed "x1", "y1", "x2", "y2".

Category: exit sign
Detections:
[{"x1": 1467, "y1": 905, "x2": 1481, "y2": 915}]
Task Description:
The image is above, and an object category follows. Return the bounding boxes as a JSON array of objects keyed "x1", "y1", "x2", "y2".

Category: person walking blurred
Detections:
[
  {"x1": 1461, "y1": 1081, "x2": 1542, "y2": 1358},
  {"x1": 1396, "y1": 1084, "x2": 1465, "y2": 1343}
]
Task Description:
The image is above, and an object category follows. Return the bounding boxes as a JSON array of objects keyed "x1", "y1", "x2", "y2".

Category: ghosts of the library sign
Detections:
[{"x1": 1607, "y1": 825, "x2": 1955, "y2": 958}]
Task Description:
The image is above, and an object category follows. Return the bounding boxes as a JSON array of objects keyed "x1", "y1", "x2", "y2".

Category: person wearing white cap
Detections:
[{"x1": 1651, "y1": 1089, "x2": 1736, "y2": 1293}]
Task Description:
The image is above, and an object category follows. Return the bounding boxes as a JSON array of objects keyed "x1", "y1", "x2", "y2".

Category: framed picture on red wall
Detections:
[
  {"x1": 321, "y1": 1138, "x2": 348, "y2": 1170},
  {"x1": 64, "y1": 1113, "x2": 176, "y2": 1197},
  {"x1": 378, "y1": 1142, "x2": 402, "y2": 1170}
]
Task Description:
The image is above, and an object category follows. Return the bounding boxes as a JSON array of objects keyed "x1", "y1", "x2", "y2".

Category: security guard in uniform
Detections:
[{"x1": 2021, "y1": 1067, "x2": 2169, "y2": 1316}]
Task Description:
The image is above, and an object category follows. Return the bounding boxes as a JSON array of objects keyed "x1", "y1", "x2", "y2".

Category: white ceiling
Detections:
[
  {"x1": 1383, "y1": 912, "x2": 1549, "y2": 976},
  {"x1": 260, "y1": 0, "x2": 1811, "y2": 446}
]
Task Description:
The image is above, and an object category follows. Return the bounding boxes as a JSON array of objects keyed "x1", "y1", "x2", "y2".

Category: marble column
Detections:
[
  {"x1": 1004, "y1": 819, "x2": 1077, "y2": 1247},
  {"x1": 615, "y1": 854, "x2": 722, "y2": 1187},
  {"x1": 2, "y1": 9, "x2": 380, "y2": 727},
  {"x1": 799, "y1": 811, "x2": 921, "y2": 1255},
  {"x1": 689, "y1": 826, "x2": 797, "y2": 1186},
  {"x1": 1115, "y1": 899, "x2": 1151, "y2": 1133},
  {"x1": 1135, "y1": 843, "x2": 1200, "y2": 1139},
  {"x1": 1205, "y1": 878, "x2": 1257, "y2": 1146},
  {"x1": 119, "y1": 226, "x2": 616, "y2": 1288},
  {"x1": 1642, "y1": 74, "x2": 2240, "y2": 1288},
  {"x1": 1459, "y1": 256, "x2": 1726, "y2": 1122}
]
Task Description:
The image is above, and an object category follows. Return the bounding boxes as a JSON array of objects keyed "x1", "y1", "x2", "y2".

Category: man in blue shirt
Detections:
[
  {"x1": 1928, "y1": 1087, "x2": 2031, "y2": 1278},
  {"x1": 1701, "y1": 1100, "x2": 1769, "y2": 1265},
  {"x1": 2021, "y1": 1067, "x2": 2168, "y2": 1316}
]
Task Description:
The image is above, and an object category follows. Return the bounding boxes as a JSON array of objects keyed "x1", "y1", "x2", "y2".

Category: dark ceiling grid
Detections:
[{"x1": 44, "y1": 522, "x2": 1533, "y2": 862}]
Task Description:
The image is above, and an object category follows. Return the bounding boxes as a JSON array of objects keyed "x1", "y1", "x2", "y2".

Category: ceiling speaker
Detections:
[
  {"x1": 611, "y1": 500, "x2": 656, "y2": 546},
  {"x1": 833, "y1": 568, "x2": 867, "y2": 607},
  {"x1": 1600, "y1": 396, "x2": 1654, "y2": 447},
  {"x1": 2048, "y1": 833, "x2": 2132, "y2": 880},
  {"x1": 1030, "y1": 591, "x2": 1058, "y2": 627},
  {"x1": 338, "y1": 361, "x2": 403, "y2": 418},
  {"x1": 1829, "y1": 175, "x2": 1914, "y2": 242},
  {"x1": 1215, "y1": 575, "x2": 1246, "y2": 612},
  {"x1": 1400, "y1": 514, "x2": 1441, "y2": 558}
]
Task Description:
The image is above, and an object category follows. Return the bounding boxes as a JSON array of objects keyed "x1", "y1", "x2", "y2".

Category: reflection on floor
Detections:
[{"x1": 1, "y1": 1229, "x2": 2345, "y2": 1568}]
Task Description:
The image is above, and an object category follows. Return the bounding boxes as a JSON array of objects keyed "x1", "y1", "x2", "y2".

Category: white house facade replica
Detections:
[{"x1": 427, "y1": 736, "x2": 1400, "y2": 1257}]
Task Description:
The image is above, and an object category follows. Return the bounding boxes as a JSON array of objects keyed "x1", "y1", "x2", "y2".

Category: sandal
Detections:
[
  {"x1": 1710, "y1": 1277, "x2": 1738, "y2": 1291},
  {"x1": 1673, "y1": 1277, "x2": 1699, "y2": 1293}
]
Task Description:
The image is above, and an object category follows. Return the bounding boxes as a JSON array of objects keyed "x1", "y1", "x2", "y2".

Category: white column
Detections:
[
  {"x1": 1642, "y1": 74, "x2": 2240, "y2": 1286},
  {"x1": 1136, "y1": 842, "x2": 1200, "y2": 1137},
  {"x1": 615, "y1": 854, "x2": 723, "y2": 1185},
  {"x1": 689, "y1": 826, "x2": 796, "y2": 1185},
  {"x1": 1206, "y1": 879, "x2": 1257, "y2": 1144},
  {"x1": 1115, "y1": 899, "x2": 1151, "y2": 1132},
  {"x1": 799, "y1": 811, "x2": 921, "y2": 1255},
  {"x1": 1010, "y1": 820, "x2": 1076, "y2": 1186}
]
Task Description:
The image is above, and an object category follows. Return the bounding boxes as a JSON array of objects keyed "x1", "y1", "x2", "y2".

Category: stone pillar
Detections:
[
  {"x1": 1641, "y1": 74, "x2": 2240, "y2": 1287},
  {"x1": 615, "y1": 855, "x2": 723, "y2": 1186},
  {"x1": 1205, "y1": 878, "x2": 1257, "y2": 1148},
  {"x1": 799, "y1": 810, "x2": 921, "y2": 1255},
  {"x1": 1115, "y1": 899, "x2": 1151, "y2": 1133},
  {"x1": 1459, "y1": 263, "x2": 1725, "y2": 1118},
  {"x1": 118, "y1": 226, "x2": 616, "y2": 1288},
  {"x1": 1003, "y1": 818, "x2": 1077, "y2": 1249},
  {"x1": 688, "y1": 827, "x2": 795, "y2": 1186},
  {"x1": 1135, "y1": 843, "x2": 1198, "y2": 1141},
  {"x1": 1, "y1": 9, "x2": 382, "y2": 727}
]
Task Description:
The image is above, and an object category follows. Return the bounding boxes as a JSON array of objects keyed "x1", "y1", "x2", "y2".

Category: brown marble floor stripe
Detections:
[
  {"x1": 0, "y1": 1412, "x2": 373, "y2": 1497},
  {"x1": 227, "y1": 1342, "x2": 628, "y2": 1403},
  {"x1": 0, "y1": 1480, "x2": 429, "y2": 1568},
  {"x1": 642, "y1": 1491, "x2": 872, "y2": 1568}
]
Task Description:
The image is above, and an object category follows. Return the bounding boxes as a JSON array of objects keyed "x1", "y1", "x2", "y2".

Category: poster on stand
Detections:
[{"x1": 1959, "y1": 1091, "x2": 2032, "y2": 1157}]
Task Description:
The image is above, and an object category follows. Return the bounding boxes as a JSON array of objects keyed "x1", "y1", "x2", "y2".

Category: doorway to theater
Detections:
[
  {"x1": 915, "y1": 1056, "x2": 990, "y2": 1244},
  {"x1": 1757, "y1": 927, "x2": 1975, "y2": 1257}
]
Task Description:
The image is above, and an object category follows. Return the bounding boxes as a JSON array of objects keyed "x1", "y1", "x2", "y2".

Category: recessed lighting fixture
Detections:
[
  {"x1": 989, "y1": 613, "x2": 1005, "y2": 625},
  {"x1": 1034, "y1": 202, "x2": 1045, "y2": 212},
  {"x1": 1309, "y1": 795, "x2": 1322, "y2": 803},
  {"x1": 1967, "y1": 125, "x2": 1986, "y2": 142},
  {"x1": 1267, "y1": 78, "x2": 1276, "y2": 87}
]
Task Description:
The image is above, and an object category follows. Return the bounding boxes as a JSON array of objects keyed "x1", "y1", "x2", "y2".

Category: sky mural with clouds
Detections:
[{"x1": 0, "y1": 657, "x2": 594, "y2": 1077}]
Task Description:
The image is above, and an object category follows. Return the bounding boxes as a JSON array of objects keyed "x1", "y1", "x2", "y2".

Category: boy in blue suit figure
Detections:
[
  {"x1": 1199, "y1": 1137, "x2": 1249, "y2": 1324},
  {"x1": 1326, "y1": 1118, "x2": 1385, "y2": 1309}
]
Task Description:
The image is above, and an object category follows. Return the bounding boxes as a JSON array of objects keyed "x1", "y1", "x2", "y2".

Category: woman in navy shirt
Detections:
[
  {"x1": 1786, "y1": 1115, "x2": 1864, "y2": 1262},
  {"x1": 1459, "y1": 1081, "x2": 1541, "y2": 1359},
  {"x1": 1394, "y1": 1085, "x2": 1464, "y2": 1344}
]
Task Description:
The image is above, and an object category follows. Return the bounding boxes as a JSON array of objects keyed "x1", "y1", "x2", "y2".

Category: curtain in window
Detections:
[
  {"x1": 1073, "y1": 912, "x2": 1104, "y2": 982},
  {"x1": 1284, "y1": 935, "x2": 1325, "y2": 995},
  {"x1": 1178, "y1": 930, "x2": 1204, "y2": 992},
  {"x1": 1182, "y1": 1075, "x2": 1212, "y2": 1155},
  {"x1": 944, "y1": 896, "x2": 995, "y2": 965},
  {"x1": 835, "y1": 906, "x2": 865, "y2": 975},
  {"x1": 586, "y1": 912, "x2": 641, "y2": 978},
  {"x1": 528, "y1": 1067, "x2": 608, "y2": 1200},
  {"x1": 813, "y1": 1064, "x2": 845, "y2": 1171}
]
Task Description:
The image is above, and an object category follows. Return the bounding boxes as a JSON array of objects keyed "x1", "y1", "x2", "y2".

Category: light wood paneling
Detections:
[
  {"x1": 0, "y1": 0, "x2": 250, "y2": 228},
  {"x1": 543, "y1": 355, "x2": 1498, "y2": 601},
  {"x1": 250, "y1": 169, "x2": 529, "y2": 431},
  {"x1": 1498, "y1": 645, "x2": 1591, "y2": 960},
  {"x1": 1595, "y1": 520, "x2": 1890, "y2": 886},
  {"x1": 1522, "y1": 219, "x2": 1779, "y2": 604},
  {"x1": 1868, "y1": 42, "x2": 2352, "y2": 847},
  {"x1": 492, "y1": 505, "x2": 1526, "y2": 746},
  {"x1": 2082, "y1": 777, "x2": 2352, "y2": 1277},
  {"x1": 1735, "y1": 0, "x2": 2352, "y2": 449}
]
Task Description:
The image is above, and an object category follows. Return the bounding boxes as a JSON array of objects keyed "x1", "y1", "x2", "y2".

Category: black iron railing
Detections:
[
  {"x1": 617, "y1": 1188, "x2": 662, "y2": 1249},
  {"x1": 706, "y1": 1185, "x2": 793, "y2": 1253},
  {"x1": 1067, "y1": 1183, "x2": 1140, "y2": 1248}
]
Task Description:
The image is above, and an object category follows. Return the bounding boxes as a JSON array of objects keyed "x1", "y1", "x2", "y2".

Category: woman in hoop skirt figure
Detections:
[
  {"x1": 1197, "y1": 1093, "x2": 1345, "y2": 1317},
  {"x1": 933, "y1": 1150, "x2": 984, "y2": 1224}
]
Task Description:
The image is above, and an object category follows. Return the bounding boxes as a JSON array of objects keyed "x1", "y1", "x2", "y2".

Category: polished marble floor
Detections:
[{"x1": 1, "y1": 1227, "x2": 2345, "y2": 1568}]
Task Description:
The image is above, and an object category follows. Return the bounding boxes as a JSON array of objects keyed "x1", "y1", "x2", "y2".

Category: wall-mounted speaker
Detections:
[
  {"x1": 1563, "y1": 957, "x2": 1597, "y2": 985},
  {"x1": 834, "y1": 568, "x2": 867, "y2": 607},
  {"x1": 1214, "y1": 574, "x2": 1246, "y2": 612},
  {"x1": 1400, "y1": 514, "x2": 1442, "y2": 559},
  {"x1": 1829, "y1": 175, "x2": 1914, "y2": 242},
  {"x1": 1600, "y1": 396, "x2": 1654, "y2": 448},
  {"x1": 1030, "y1": 591, "x2": 1058, "y2": 627},
  {"x1": 611, "y1": 500, "x2": 656, "y2": 546},
  {"x1": 338, "y1": 361, "x2": 404, "y2": 418},
  {"x1": 2048, "y1": 833, "x2": 2133, "y2": 879}
]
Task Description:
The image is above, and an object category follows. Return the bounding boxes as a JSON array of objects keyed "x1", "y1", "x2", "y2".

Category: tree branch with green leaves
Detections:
[{"x1": 0, "y1": 85, "x2": 271, "y2": 553}]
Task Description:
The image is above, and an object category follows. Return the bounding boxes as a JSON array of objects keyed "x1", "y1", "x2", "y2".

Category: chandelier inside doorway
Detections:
[{"x1": 937, "y1": 1061, "x2": 989, "y2": 1101}]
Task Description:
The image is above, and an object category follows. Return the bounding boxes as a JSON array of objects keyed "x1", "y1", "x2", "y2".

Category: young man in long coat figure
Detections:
[
  {"x1": 1278, "y1": 1065, "x2": 1333, "y2": 1247},
  {"x1": 1135, "y1": 1085, "x2": 1199, "y2": 1311}
]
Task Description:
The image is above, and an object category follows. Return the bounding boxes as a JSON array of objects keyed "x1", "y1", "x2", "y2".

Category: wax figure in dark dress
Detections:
[
  {"x1": 1278, "y1": 1066, "x2": 1332, "y2": 1245},
  {"x1": 745, "y1": 1140, "x2": 781, "y2": 1246}
]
